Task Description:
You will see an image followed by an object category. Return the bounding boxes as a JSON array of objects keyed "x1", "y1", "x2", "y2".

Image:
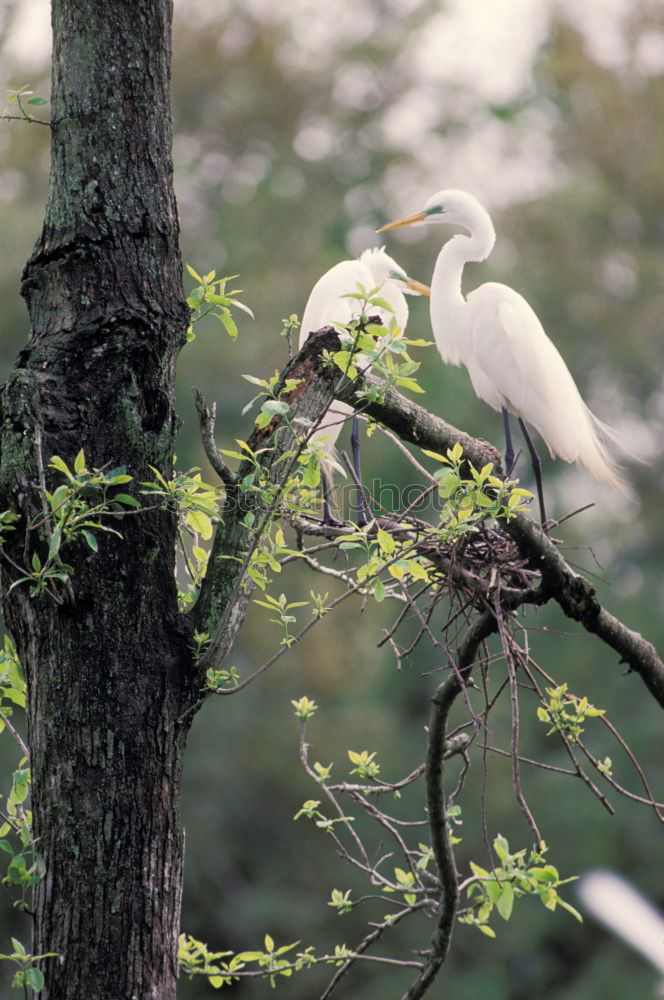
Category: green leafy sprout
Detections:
[{"x1": 185, "y1": 265, "x2": 254, "y2": 342}]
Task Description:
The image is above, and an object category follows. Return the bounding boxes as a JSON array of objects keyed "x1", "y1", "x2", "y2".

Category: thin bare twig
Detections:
[
  {"x1": 192, "y1": 388, "x2": 237, "y2": 491},
  {"x1": 493, "y1": 591, "x2": 543, "y2": 848},
  {"x1": 0, "y1": 711, "x2": 29, "y2": 759}
]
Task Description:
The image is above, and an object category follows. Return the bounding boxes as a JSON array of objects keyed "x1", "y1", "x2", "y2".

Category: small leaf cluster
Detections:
[
  {"x1": 0, "y1": 642, "x2": 44, "y2": 918},
  {"x1": 185, "y1": 265, "x2": 254, "y2": 342},
  {"x1": 339, "y1": 526, "x2": 431, "y2": 603},
  {"x1": 293, "y1": 798, "x2": 354, "y2": 833},
  {"x1": 241, "y1": 372, "x2": 302, "y2": 431},
  {"x1": 383, "y1": 867, "x2": 418, "y2": 905},
  {"x1": 0, "y1": 938, "x2": 57, "y2": 994},
  {"x1": 309, "y1": 591, "x2": 332, "y2": 619},
  {"x1": 9, "y1": 451, "x2": 137, "y2": 600},
  {"x1": 219, "y1": 439, "x2": 307, "y2": 541},
  {"x1": 253, "y1": 592, "x2": 309, "y2": 648},
  {"x1": 0, "y1": 637, "x2": 25, "y2": 728},
  {"x1": 424, "y1": 444, "x2": 534, "y2": 531},
  {"x1": 179, "y1": 932, "x2": 317, "y2": 990},
  {"x1": 324, "y1": 283, "x2": 430, "y2": 399},
  {"x1": 291, "y1": 696, "x2": 318, "y2": 722},
  {"x1": 205, "y1": 665, "x2": 240, "y2": 690},
  {"x1": 0, "y1": 510, "x2": 19, "y2": 546},
  {"x1": 0, "y1": 763, "x2": 40, "y2": 897},
  {"x1": 141, "y1": 466, "x2": 217, "y2": 607},
  {"x1": 328, "y1": 888, "x2": 353, "y2": 915},
  {"x1": 537, "y1": 683, "x2": 605, "y2": 743},
  {"x1": 347, "y1": 749, "x2": 380, "y2": 779},
  {"x1": 5, "y1": 86, "x2": 49, "y2": 123},
  {"x1": 142, "y1": 466, "x2": 217, "y2": 540},
  {"x1": 244, "y1": 524, "x2": 303, "y2": 594},
  {"x1": 460, "y1": 836, "x2": 581, "y2": 937}
]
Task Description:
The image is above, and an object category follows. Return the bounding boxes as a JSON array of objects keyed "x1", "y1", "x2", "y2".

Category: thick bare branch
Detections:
[
  {"x1": 506, "y1": 516, "x2": 664, "y2": 707},
  {"x1": 334, "y1": 365, "x2": 664, "y2": 709},
  {"x1": 193, "y1": 328, "x2": 344, "y2": 667}
]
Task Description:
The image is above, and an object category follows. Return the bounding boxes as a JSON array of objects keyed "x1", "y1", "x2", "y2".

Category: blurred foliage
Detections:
[{"x1": 1, "y1": 0, "x2": 663, "y2": 996}]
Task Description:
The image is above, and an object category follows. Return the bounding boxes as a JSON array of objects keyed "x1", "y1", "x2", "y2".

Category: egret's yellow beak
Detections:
[
  {"x1": 376, "y1": 210, "x2": 428, "y2": 233},
  {"x1": 406, "y1": 278, "x2": 430, "y2": 297}
]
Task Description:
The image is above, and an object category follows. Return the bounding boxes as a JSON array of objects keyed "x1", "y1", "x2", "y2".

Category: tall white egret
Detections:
[
  {"x1": 300, "y1": 247, "x2": 427, "y2": 525},
  {"x1": 378, "y1": 189, "x2": 623, "y2": 523}
]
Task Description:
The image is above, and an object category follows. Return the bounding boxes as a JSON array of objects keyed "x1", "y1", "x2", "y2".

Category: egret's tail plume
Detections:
[{"x1": 579, "y1": 408, "x2": 629, "y2": 495}]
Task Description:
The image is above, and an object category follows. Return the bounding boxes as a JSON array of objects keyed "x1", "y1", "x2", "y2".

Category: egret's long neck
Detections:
[{"x1": 432, "y1": 211, "x2": 496, "y2": 305}]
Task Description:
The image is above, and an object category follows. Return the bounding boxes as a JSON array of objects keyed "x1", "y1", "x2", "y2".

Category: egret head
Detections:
[
  {"x1": 359, "y1": 247, "x2": 430, "y2": 297},
  {"x1": 377, "y1": 189, "x2": 491, "y2": 241},
  {"x1": 422, "y1": 189, "x2": 487, "y2": 230}
]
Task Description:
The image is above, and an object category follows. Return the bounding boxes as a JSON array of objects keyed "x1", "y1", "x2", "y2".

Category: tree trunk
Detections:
[{"x1": 0, "y1": 1, "x2": 194, "y2": 996}]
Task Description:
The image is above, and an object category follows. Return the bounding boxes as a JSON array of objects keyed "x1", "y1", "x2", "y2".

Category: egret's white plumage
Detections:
[
  {"x1": 299, "y1": 247, "x2": 413, "y2": 456},
  {"x1": 378, "y1": 189, "x2": 623, "y2": 492}
]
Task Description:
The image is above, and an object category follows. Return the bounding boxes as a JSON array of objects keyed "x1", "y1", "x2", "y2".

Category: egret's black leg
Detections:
[
  {"x1": 502, "y1": 407, "x2": 515, "y2": 476},
  {"x1": 351, "y1": 416, "x2": 370, "y2": 526},
  {"x1": 322, "y1": 469, "x2": 344, "y2": 528},
  {"x1": 518, "y1": 418, "x2": 546, "y2": 525}
]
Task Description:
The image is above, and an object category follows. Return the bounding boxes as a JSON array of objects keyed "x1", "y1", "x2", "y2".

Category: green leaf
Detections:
[
  {"x1": 422, "y1": 449, "x2": 448, "y2": 464},
  {"x1": 74, "y1": 449, "x2": 86, "y2": 475},
  {"x1": 82, "y1": 530, "x2": 98, "y2": 553},
  {"x1": 27, "y1": 95, "x2": 48, "y2": 106},
  {"x1": 49, "y1": 455, "x2": 71, "y2": 476},
  {"x1": 302, "y1": 455, "x2": 320, "y2": 488},
  {"x1": 493, "y1": 834, "x2": 509, "y2": 862},
  {"x1": 25, "y1": 967, "x2": 45, "y2": 990},
  {"x1": 396, "y1": 377, "x2": 425, "y2": 393},
  {"x1": 374, "y1": 579, "x2": 385, "y2": 602},
  {"x1": 48, "y1": 526, "x2": 62, "y2": 560},
  {"x1": 219, "y1": 314, "x2": 238, "y2": 340},
  {"x1": 186, "y1": 287, "x2": 205, "y2": 309},
  {"x1": 186, "y1": 510, "x2": 213, "y2": 540},
  {"x1": 113, "y1": 493, "x2": 140, "y2": 508},
  {"x1": 231, "y1": 299, "x2": 255, "y2": 318},
  {"x1": 369, "y1": 296, "x2": 395, "y2": 313},
  {"x1": 496, "y1": 883, "x2": 514, "y2": 920},
  {"x1": 558, "y1": 899, "x2": 583, "y2": 922},
  {"x1": 262, "y1": 399, "x2": 290, "y2": 417},
  {"x1": 186, "y1": 263, "x2": 203, "y2": 283}
]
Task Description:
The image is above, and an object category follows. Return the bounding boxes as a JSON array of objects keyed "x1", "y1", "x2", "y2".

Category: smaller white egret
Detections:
[
  {"x1": 300, "y1": 247, "x2": 427, "y2": 525},
  {"x1": 378, "y1": 189, "x2": 624, "y2": 523}
]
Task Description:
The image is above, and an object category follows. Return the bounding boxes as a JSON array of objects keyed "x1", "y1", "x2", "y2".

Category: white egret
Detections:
[
  {"x1": 378, "y1": 189, "x2": 623, "y2": 523},
  {"x1": 300, "y1": 247, "x2": 427, "y2": 525}
]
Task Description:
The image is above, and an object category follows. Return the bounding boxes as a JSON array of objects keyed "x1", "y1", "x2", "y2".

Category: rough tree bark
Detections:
[{"x1": 0, "y1": 2, "x2": 194, "y2": 996}]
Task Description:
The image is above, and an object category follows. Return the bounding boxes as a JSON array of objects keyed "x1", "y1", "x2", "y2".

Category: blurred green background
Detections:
[{"x1": 1, "y1": 0, "x2": 663, "y2": 996}]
